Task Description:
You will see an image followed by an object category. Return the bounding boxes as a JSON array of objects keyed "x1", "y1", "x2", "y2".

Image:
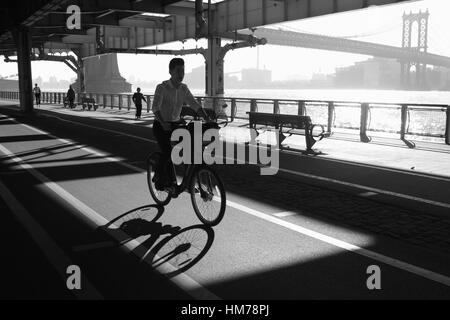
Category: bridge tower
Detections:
[{"x1": 401, "y1": 10, "x2": 429, "y2": 89}]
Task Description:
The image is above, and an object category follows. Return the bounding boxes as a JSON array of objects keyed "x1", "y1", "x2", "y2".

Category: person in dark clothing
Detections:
[
  {"x1": 132, "y1": 87, "x2": 147, "y2": 120},
  {"x1": 66, "y1": 85, "x2": 75, "y2": 108},
  {"x1": 33, "y1": 84, "x2": 41, "y2": 106}
]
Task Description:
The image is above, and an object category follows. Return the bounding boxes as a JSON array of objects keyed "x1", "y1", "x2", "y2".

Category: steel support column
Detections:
[
  {"x1": 78, "y1": 57, "x2": 85, "y2": 93},
  {"x1": 205, "y1": 37, "x2": 223, "y2": 96},
  {"x1": 14, "y1": 27, "x2": 33, "y2": 113}
]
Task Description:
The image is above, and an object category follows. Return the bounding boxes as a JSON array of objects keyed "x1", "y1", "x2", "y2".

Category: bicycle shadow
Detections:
[{"x1": 91, "y1": 204, "x2": 215, "y2": 278}]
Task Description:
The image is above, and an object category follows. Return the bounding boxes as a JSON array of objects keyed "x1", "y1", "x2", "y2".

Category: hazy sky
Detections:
[{"x1": 1, "y1": 0, "x2": 449, "y2": 82}]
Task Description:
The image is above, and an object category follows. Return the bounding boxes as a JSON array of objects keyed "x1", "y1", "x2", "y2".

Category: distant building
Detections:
[
  {"x1": 184, "y1": 65, "x2": 204, "y2": 89},
  {"x1": 241, "y1": 68, "x2": 272, "y2": 87},
  {"x1": 335, "y1": 58, "x2": 401, "y2": 89}
]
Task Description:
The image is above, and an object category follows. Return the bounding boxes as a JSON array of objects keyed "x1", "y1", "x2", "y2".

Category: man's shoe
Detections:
[{"x1": 164, "y1": 186, "x2": 177, "y2": 197}]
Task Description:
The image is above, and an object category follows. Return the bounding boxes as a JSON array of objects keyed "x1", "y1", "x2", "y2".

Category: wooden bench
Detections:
[
  {"x1": 247, "y1": 111, "x2": 330, "y2": 153},
  {"x1": 81, "y1": 97, "x2": 98, "y2": 111}
]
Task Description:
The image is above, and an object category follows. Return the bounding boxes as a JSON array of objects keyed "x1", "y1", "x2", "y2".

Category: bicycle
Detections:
[{"x1": 147, "y1": 105, "x2": 229, "y2": 227}]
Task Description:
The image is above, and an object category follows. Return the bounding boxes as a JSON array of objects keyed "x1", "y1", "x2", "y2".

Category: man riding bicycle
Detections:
[{"x1": 152, "y1": 58, "x2": 210, "y2": 193}]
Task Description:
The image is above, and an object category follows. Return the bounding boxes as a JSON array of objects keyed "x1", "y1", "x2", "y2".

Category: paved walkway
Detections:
[{"x1": 1, "y1": 102, "x2": 450, "y2": 300}]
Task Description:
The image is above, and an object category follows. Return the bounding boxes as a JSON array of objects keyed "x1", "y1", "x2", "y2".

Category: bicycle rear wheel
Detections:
[
  {"x1": 190, "y1": 167, "x2": 226, "y2": 226},
  {"x1": 147, "y1": 152, "x2": 171, "y2": 206}
]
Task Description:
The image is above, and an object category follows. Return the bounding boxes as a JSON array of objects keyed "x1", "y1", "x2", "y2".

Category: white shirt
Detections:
[{"x1": 152, "y1": 80, "x2": 201, "y2": 122}]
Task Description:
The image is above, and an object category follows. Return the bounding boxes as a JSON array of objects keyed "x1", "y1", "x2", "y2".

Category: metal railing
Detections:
[{"x1": 1, "y1": 90, "x2": 449, "y2": 146}]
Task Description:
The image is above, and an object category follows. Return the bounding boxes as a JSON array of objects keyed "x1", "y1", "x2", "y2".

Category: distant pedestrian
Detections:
[
  {"x1": 66, "y1": 85, "x2": 75, "y2": 108},
  {"x1": 132, "y1": 87, "x2": 146, "y2": 120},
  {"x1": 33, "y1": 84, "x2": 41, "y2": 106}
]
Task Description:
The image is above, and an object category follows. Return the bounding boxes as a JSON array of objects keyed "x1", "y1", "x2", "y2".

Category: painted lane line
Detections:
[
  {"x1": 224, "y1": 154, "x2": 450, "y2": 210},
  {"x1": 7, "y1": 117, "x2": 142, "y2": 173},
  {"x1": 225, "y1": 199, "x2": 450, "y2": 287},
  {"x1": 38, "y1": 112, "x2": 450, "y2": 186},
  {"x1": 283, "y1": 148, "x2": 450, "y2": 182},
  {"x1": 0, "y1": 180, "x2": 103, "y2": 300},
  {"x1": 8, "y1": 112, "x2": 450, "y2": 211},
  {"x1": 6, "y1": 115, "x2": 450, "y2": 287},
  {"x1": 273, "y1": 211, "x2": 298, "y2": 217},
  {"x1": 0, "y1": 142, "x2": 219, "y2": 300},
  {"x1": 37, "y1": 113, "x2": 450, "y2": 210},
  {"x1": 359, "y1": 191, "x2": 378, "y2": 197},
  {"x1": 280, "y1": 167, "x2": 450, "y2": 210}
]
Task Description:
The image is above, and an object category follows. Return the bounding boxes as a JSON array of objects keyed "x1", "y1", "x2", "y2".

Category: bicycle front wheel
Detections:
[
  {"x1": 190, "y1": 167, "x2": 226, "y2": 226},
  {"x1": 147, "y1": 152, "x2": 171, "y2": 206}
]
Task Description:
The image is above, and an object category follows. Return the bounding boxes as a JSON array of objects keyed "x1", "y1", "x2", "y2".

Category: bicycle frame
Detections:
[{"x1": 170, "y1": 162, "x2": 199, "y2": 196}]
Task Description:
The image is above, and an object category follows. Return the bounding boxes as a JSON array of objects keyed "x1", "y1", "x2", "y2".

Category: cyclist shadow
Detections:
[{"x1": 97, "y1": 204, "x2": 215, "y2": 278}]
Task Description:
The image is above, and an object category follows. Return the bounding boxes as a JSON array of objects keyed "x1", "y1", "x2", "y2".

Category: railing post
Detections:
[
  {"x1": 250, "y1": 99, "x2": 257, "y2": 112},
  {"x1": 298, "y1": 101, "x2": 306, "y2": 116},
  {"x1": 119, "y1": 94, "x2": 123, "y2": 110},
  {"x1": 400, "y1": 104, "x2": 408, "y2": 141},
  {"x1": 231, "y1": 98, "x2": 236, "y2": 121},
  {"x1": 445, "y1": 106, "x2": 450, "y2": 145},
  {"x1": 146, "y1": 95, "x2": 151, "y2": 113},
  {"x1": 327, "y1": 101, "x2": 334, "y2": 134},
  {"x1": 273, "y1": 100, "x2": 280, "y2": 114},
  {"x1": 128, "y1": 95, "x2": 131, "y2": 111},
  {"x1": 360, "y1": 103, "x2": 370, "y2": 143},
  {"x1": 111, "y1": 95, "x2": 114, "y2": 109},
  {"x1": 102, "y1": 94, "x2": 106, "y2": 108},
  {"x1": 400, "y1": 104, "x2": 415, "y2": 148}
]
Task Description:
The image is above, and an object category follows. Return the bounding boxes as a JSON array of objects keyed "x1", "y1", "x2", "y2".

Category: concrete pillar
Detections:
[
  {"x1": 205, "y1": 37, "x2": 224, "y2": 96},
  {"x1": 14, "y1": 27, "x2": 33, "y2": 113}
]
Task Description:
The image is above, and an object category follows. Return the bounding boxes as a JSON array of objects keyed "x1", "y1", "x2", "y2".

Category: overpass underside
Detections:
[{"x1": 0, "y1": 0, "x2": 417, "y2": 112}]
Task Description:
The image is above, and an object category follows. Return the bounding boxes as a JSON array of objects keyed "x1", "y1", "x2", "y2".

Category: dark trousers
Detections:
[
  {"x1": 152, "y1": 120, "x2": 176, "y2": 186},
  {"x1": 34, "y1": 94, "x2": 40, "y2": 105},
  {"x1": 135, "y1": 104, "x2": 142, "y2": 118}
]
